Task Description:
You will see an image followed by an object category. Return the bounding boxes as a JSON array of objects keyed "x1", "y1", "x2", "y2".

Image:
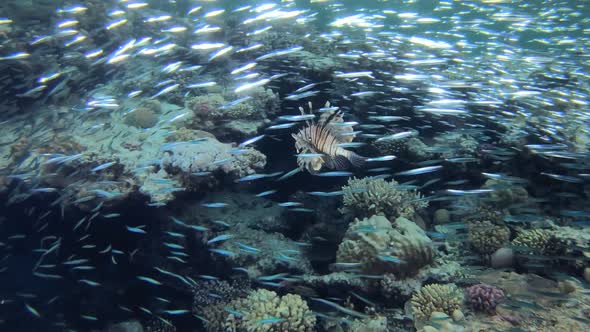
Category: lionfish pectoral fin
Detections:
[
  {"x1": 347, "y1": 152, "x2": 366, "y2": 168},
  {"x1": 325, "y1": 155, "x2": 351, "y2": 170}
]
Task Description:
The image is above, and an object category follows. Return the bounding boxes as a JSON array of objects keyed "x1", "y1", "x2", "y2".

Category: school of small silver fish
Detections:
[{"x1": 0, "y1": 0, "x2": 589, "y2": 331}]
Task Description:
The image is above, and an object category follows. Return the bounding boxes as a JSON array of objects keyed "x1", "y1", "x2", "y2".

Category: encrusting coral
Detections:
[
  {"x1": 336, "y1": 215, "x2": 434, "y2": 276},
  {"x1": 202, "y1": 289, "x2": 316, "y2": 332},
  {"x1": 340, "y1": 177, "x2": 427, "y2": 220},
  {"x1": 411, "y1": 283, "x2": 463, "y2": 322},
  {"x1": 468, "y1": 220, "x2": 510, "y2": 255}
]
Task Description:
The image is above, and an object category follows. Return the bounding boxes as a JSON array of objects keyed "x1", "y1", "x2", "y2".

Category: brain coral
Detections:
[
  {"x1": 203, "y1": 289, "x2": 316, "y2": 332},
  {"x1": 124, "y1": 107, "x2": 159, "y2": 128},
  {"x1": 336, "y1": 215, "x2": 434, "y2": 276},
  {"x1": 340, "y1": 177, "x2": 427, "y2": 220},
  {"x1": 468, "y1": 220, "x2": 510, "y2": 255},
  {"x1": 411, "y1": 284, "x2": 462, "y2": 322}
]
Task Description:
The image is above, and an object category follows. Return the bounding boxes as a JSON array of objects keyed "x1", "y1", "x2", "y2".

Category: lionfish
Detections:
[{"x1": 292, "y1": 101, "x2": 366, "y2": 174}]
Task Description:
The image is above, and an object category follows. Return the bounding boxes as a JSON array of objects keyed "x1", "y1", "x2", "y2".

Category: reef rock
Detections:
[{"x1": 336, "y1": 215, "x2": 434, "y2": 277}]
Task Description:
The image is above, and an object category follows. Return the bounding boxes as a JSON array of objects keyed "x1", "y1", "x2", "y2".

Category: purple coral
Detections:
[{"x1": 466, "y1": 284, "x2": 505, "y2": 313}]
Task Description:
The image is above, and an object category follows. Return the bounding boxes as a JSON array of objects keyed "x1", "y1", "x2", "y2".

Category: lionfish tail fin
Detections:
[{"x1": 348, "y1": 152, "x2": 366, "y2": 168}]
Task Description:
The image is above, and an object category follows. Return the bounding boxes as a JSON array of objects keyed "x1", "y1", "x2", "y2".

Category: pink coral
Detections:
[{"x1": 466, "y1": 284, "x2": 505, "y2": 313}]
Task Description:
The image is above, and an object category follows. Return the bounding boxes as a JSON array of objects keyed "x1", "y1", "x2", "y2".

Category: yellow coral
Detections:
[
  {"x1": 411, "y1": 284, "x2": 462, "y2": 322},
  {"x1": 203, "y1": 289, "x2": 316, "y2": 332},
  {"x1": 512, "y1": 229, "x2": 563, "y2": 255}
]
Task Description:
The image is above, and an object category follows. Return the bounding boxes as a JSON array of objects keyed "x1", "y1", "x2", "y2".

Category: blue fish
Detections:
[
  {"x1": 91, "y1": 161, "x2": 116, "y2": 172},
  {"x1": 209, "y1": 249, "x2": 236, "y2": 257},
  {"x1": 256, "y1": 190, "x2": 277, "y2": 197},
  {"x1": 377, "y1": 255, "x2": 405, "y2": 264},
  {"x1": 202, "y1": 202, "x2": 229, "y2": 208},
  {"x1": 315, "y1": 171, "x2": 354, "y2": 177},
  {"x1": 256, "y1": 317, "x2": 285, "y2": 325},
  {"x1": 163, "y1": 309, "x2": 189, "y2": 315},
  {"x1": 207, "y1": 234, "x2": 233, "y2": 244},
  {"x1": 126, "y1": 225, "x2": 147, "y2": 234},
  {"x1": 137, "y1": 276, "x2": 162, "y2": 285},
  {"x1": 236, "y1": 242, "x2": 260, "y2": 253}
]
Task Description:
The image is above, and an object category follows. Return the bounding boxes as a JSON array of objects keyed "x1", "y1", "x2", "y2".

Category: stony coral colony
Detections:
[{"x1": 1, "y1": 0, "x2": 590, "y2": 332}]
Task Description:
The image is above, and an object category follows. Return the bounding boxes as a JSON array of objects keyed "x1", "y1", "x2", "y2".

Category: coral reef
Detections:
[
  {"x1": 336, "y1": 215, "x2": 434, "y2": 276},
  {"x1": 468, "y1": 220, "x2": 510, "y2": 255},
  {"x1": 186, "y1": 192, "x2": 287, "y2": 232},
  {"x1": 410, "y1": 284, "x2": 463, "y2": 322},
  {"x1": 162, "y1": 137, "x2": 266, "y2": 179},
  {"x1": 374, "y1": 136, "x2": 410, "y2": 156},
  {"x1": 340, "y1": 177, "x2": 427, "y2": 220},
  {"x1": 463, "y1": 270, "x2": 590, "y2": 331},
  {"x1": 186, "y1": 88, "x2": 279, "y2": 139},
  {"x1": 406, "y1": 138, "x2": 433, "y2": 160},
  {"x1": 191, "y1": 278, "x2": 251, "y2": 313},
  {"x1": 215, "y1": 224, "x2": 313, "y2": 277},
  {"x1": 145, "y1": 318, "x2": 176, "y2": 332},
  {"x1": 202, "y1": 289, "x2": 316, "y2": 332},
  {"x1": 348, "y1": 315, "x2": 388, "y2": 332},
  {"x1": 431, "y1": 132, "x2": 480, "y2": 158},
  {"x1": 465, "y1": 284, "x2": 505, "y2": 313},
  {"x1": 380, "y1": 255, "x2": 463, "y2": 299}
]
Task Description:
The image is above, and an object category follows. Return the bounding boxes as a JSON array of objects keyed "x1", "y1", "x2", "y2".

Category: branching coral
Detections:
[
  {"x1": 336, "y1": 215, "x2": 434, "y2": 276},
  {"x1": 468, "y1": 220, "x2": 510, "y2": 255},
  {"x1": 203, "y1": 289, "x2": 316, "y2": 332},
  {"x1": 512, "y1": 229, "x2": 563, "y2": 255},
  {"x1": 340, "y1": 177, "x2": 427, "y2": 220},
  {"x1": 465, "y1": 284, "x2": 505, "y2": 313},
  {"x1": 411, "y1": 284, "x2": 462, "y2": 322}
]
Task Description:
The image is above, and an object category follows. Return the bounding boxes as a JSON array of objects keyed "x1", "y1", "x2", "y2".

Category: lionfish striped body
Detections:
[{"x1": 292, "y1": 102, "x2": 366, "y2": 174}]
